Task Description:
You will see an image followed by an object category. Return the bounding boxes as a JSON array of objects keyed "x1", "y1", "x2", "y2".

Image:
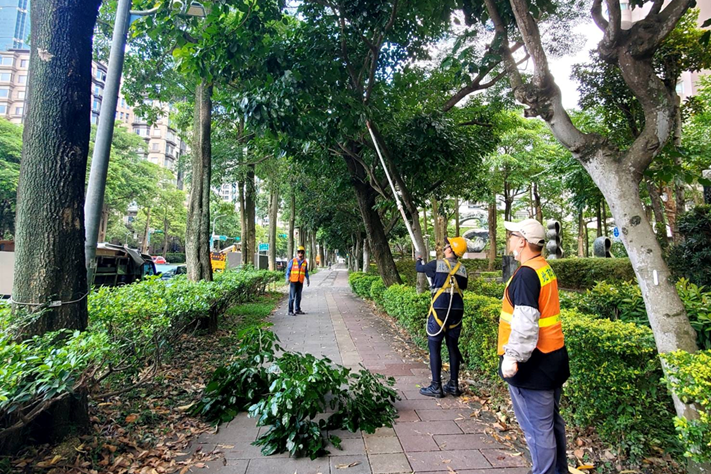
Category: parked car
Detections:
[
  {"x1": 276, "y1": 259, "x2": 288, "y2": 271},
  {"x1": 157, "y1": 264, "x2": 187, "y2": 280},
  {"x1": 152, "y1": 256, "x2": 167, "y2": 264}
]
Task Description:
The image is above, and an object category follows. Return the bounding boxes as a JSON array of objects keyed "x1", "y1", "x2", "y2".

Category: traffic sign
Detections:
[
  {"x1": 612, "y1": 227, "x2": 621, "y2": 241},
  {"x1": 258, "y1": 243, "x2": 269, "y2": 251}
]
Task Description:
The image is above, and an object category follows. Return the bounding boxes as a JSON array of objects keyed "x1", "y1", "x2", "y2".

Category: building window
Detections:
[
  {"x1": 1, "y1": 57, "x2": 13, "y2": 66},
  {"x1": 121, "y1": 98, "x2": 126, "y2": 107},
  {"x1": 152, "y1": 128, "x2": 161, "y2": 137},
  {"x1": 17, "y1": 75, "x2": 26, "y2": 85},
  {"x1": 119, "y1": 112, "x2": 124, "y2": 119},
  {"x1": 20, "y1": 59, "x2": 27, "y2": 68},
  {"x1": 676, "y1": 82, "x2": 685, "y2": 94},
  {"x1": 17, "y1": 90, "x2": 24, "y2": 99},
  {"x1": 91, "y1": 114, "x2": 98, "y2": 125},
  {"x1": 0, "y1": 105, "x2": 6, "y2": 114},
  {"x1": 92, "y1": 99, "x2": 100, "y2": 111},
  {"x1": 152, "y1": 142, "x2": 159, "y2": 151},
  {"x1": 93, "y1": 85, "x2": 102, "y2": 96},
  {"x1": 14, "y1": 106, "x2": 23, "y2": 115},
  {"x1": 0, "y1": 88, "x2": 9, "y2": 98},
  {"x1": 0, "y1": 73, "x2": 11, "y2": 82}
]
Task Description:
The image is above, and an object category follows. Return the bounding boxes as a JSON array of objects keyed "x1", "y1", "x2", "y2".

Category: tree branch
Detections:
[
  {"x1": 604, "y1": 0, "x2": 622, "y2": 46},
  {"x1": 591, "y1": 0, "x2": 609, "y2": 32}
]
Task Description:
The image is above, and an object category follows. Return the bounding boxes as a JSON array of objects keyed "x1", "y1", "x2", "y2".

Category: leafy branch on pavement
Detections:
[{"x1": 193, "y1": 326, "x2": 400, "y2": 459}]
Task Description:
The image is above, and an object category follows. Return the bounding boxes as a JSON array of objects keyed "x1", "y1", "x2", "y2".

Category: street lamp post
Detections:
[
  {"x1": 210, "y1": 214, "x2": 223, "y2": 250},
  {"x1": 84, "y1": 0, "x2": 205, "y2": 286}
]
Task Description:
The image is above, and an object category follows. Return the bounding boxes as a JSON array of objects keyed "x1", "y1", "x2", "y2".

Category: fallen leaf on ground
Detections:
[
  {"x1": 568, "y1": 467, "x2": 586, "y2": 474},
  {"x1": 577, "y1": 464, "x2": 594, "y2": 470},
  {"x1": 573, "y1": 449, "x2": 584, "y2": 459},
  {"x1": 335, "y1": 461, "x2": 361, "y2": 468},
  {"x1": 125, "y1": 414, "x2": 139, "y2": 423}
]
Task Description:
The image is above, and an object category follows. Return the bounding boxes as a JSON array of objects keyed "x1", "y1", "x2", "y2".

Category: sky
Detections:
[{"x1": 548, "y1": 20, "x2": 604, "y2": 110}]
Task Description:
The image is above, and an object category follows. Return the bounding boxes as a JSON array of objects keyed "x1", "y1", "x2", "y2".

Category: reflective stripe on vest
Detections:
[
  {"x1": 428, "y1": 259, "x2": 463, "y2": 330},
  {"x1": 497, "y1": 256, "x2": 564, "y2": 355},
  {"x1": 289, "y1": 258, "x2": 307, "y2": 283}
]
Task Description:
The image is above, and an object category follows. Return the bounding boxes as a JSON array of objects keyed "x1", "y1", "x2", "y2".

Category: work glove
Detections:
[
  {"x1": 501, "y1": 356, "x2": 518, "y2": 378},
  {"x1": 415, "y1": 251, "x2": 422, "y2": 260}
]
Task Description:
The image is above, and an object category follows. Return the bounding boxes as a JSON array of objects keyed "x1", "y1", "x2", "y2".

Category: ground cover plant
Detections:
[
  {"x1": 1, "y1": 270, "x2": 282, "y2": 472},
  {"x1": 194, "y1": 325, "x2": 399, "y2": 459}
]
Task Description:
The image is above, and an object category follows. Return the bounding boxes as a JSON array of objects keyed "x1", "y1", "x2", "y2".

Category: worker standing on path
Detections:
[
  {"x1": 415, "y1": 237, "x2": 468, "y2": 398},
  {"x1": 286, "y1": 245, "x2": 310, "y2": 316},
  {"x1": 499, "y1": 219, "x2": 570, "y2": 474}
]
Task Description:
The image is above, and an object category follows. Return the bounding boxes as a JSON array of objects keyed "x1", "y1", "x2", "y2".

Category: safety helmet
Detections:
[
  {"x1": 297, "y1": 245, "x2": 305, "y2": 252},
  {"x1": 445, "y1": 237, "x2": 467, "y2": 258}
]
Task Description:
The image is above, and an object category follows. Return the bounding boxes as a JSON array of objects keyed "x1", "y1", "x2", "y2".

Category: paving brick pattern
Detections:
[{"x1": 192, "y1": 265, "x2": 529, "y2": 474}]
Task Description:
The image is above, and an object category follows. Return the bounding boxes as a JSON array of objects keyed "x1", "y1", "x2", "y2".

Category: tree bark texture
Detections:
[
  {"x1": 238, "y1": 180, "x2": 248, "y2": 263},
  {"x1": 577, "y1": 210, "x2": 585, "y2": 258},
  {"x1": 596, "y1": 202, "x2": 602, "y2": 238},
  {"x1": 245, "y1": 164, "x2": 256, "y2": 267},
  {"x1": 487, "y1": 200, "x2": 497, "y2": 271},
  {"x1": 8, "y1": 0, "x2": 100, "y2": 449},
  {"x1": 343, "y1": 154, "x2": 401, "y2": 286},
  {"x1": 362, "y1": 238, "x2": 369, "y2": 273},
  {"x1": 13, "y1": 0, "x2": 100, "y2": 336},
  {"x1": 353, "y1": 237, "x2": 361, "y2": 272},
  {"x1": 268, "y1": 186, "x2": 278, "y2": 270},
  {"x1": 287, "y1": 190, "x2": 295, "y2": 258},
  {"x1": 645, "y1": 179, "x2": 668, "y2": 249},
  {"x1": 310, "y1": 230, "x2": 317, "y2": 270},
  {"x1": 142, "y1": 207, "x2": 151, "y2": 254},
  {"x1": 185, "y1": 81, "x2": 213, "y2": 282}
]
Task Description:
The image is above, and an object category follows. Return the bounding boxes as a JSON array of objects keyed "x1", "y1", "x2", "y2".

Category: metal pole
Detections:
[
  {"x1": 84, "y1": 0, "x2": 133, "y2": 286},
  {"x1": 366, "y1": 121, "x2": 421, "y2": 254},
  {"x1": 210, "y1": 214, "x2": 222, "y2": 250}
]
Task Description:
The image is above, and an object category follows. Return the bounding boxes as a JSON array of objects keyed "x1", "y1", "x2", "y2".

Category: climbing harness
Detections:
[{"x1": 426, "y1": 259, "x2": 463, "y2": 337}]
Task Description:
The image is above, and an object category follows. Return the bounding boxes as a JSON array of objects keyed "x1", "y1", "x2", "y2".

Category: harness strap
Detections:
[{"x1": 428, "y1": 260, "x2": 463, "y2": 330}]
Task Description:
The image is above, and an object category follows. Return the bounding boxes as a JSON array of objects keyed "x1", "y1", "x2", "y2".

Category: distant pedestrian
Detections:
[
  {"x1": 499, "y1": 219, "x2": 570, "y2": 474},
  {"x1": 415, "y1": 237, "x2": 468, "y2": 398},
  {"x1": 286, "y1": 245, "x2": 310, "y2": 315}
]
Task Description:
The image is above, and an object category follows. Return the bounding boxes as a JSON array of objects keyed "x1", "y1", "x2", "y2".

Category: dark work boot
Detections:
[
  {"x1": 419, "y1": 381, "x2": 444, "y2": 398},
  {"x1": 443, "y1": 380, "x2": 462, "y2": 396}
]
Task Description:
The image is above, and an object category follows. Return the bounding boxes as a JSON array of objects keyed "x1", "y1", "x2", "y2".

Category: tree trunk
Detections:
[
  {"x1": 268, "y1": 186, "x2": 278, "y2": 270},
  {"x1": 645, "y1": 178, "x2": 669, "y2": 249},
  {"x1": 602, "y1": 200, "x2": 608, "y2": 237},
  {"x1": 674, "y1": 181, "x2": 685, "y2": 244},
  {"x1": 142, "y1": 207, "x2": 151, "y2": 254},
  {"x1": 287, "y1": 189, "x2": 295, "y2": 258},
  {"x1": 343, "y1": 154, "x2": 401, "y2": 286},
  {"x1": 487, "y1": 200, "x2": 497, "y2": 270},
  {"x1": 596, "y1": 202, "x2": 602, "y2": 238},
  {"x1": 362, "y1": 238, "x2": 370, "y2": 273},
  {"x1": 320, "y1": 241, "x2": 326, "y2": 269},
  {"x1": 185, "y1": 80, "x2": 213, "y2": 282},
  {"x1": 533, "y1": 182, "x2": 543, "y2": 223},
  {"x1": 584, "y1": 220, "x2": 590, "y2": 257},
  {"x1": 239, "y1": 180, "x2": 248, "y2": 263},
  {"x1": 353, "y1": 237, "x2": 361, "y2": 272},
  {"x1": 310, "y1": 230, "x2": 317, "y2": 270},
  {"x1": 577, "y1": 210, "x2": 585, "y2": 257},
  {"x1": 432, "y1": 198, "x2": 444, "y2": 259},
  {"x1": 454, "y1": 199, "x2": 460, "y2": 237},
  {"x1": 662, "y1": 184, "x2": 678, "y2": 242},
  {"x1": 10, "y1": 0, "x2": 100, "y2": 447},
  {"x1": 162, "y1": 215, "x2": 168, "y2": 258},
  {"x1": 245, "y1": 164, "x2": 256, "y2": 267}
]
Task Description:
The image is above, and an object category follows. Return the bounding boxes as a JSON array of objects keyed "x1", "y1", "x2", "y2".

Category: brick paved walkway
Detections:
[{"x1": 193, "y1": 266, "x2": 529, "y2": 474}]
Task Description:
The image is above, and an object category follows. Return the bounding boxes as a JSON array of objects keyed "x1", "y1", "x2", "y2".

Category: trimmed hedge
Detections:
[
  {"x1": 461, "y1": 257, "x2": 503, "y2": 274},
  {"x1": 357, "y1": 274, "x2": 679, "y2": 460},
  {"x1": 548, "y1": 258, "x2": 636, "y2": 290},
  {"x1": 348, "y1": 273, "x2": 380, "y2": 299}
]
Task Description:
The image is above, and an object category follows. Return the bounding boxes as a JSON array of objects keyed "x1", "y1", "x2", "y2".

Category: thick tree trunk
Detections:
[
  {"x1": 362, "y1": 238, "x2": 370, "y2": 273},
  {"x1": 10, "y1": 0, "x2": 100, "y2": 447},
  {"x1": 310, "y1": 230, "x2": 317, "y2": 270},
  {"x1": 246, "y1": 164, "x2": 256, "y2": 267},
  {"x1": 487, "y1": 200, "x2": 497, "y2": 271},
  {"x1": 343, "y1": 154, "x2": 400, "y2": 285},
  {"x1": 142, "y1": 207, "x2": 151, "y2": 254},
  {"x1": 320, "y1": 241, "x2": 326, "y2": 269},
  {"x1": 577, "y1": 210, "x2": 585, "y2": 257},
  {"x1": 268, "y1": 186, "x2": 278, "y2": 270},
  {"x1": 353, "y1": 237, "x2": 361, "y2": 272},
  {"x1": 287, "y1": 190, "x2": 295, "y2": 258},
  {"x1": 185, "y1": 81, "x2": 213, "y2": 282}
]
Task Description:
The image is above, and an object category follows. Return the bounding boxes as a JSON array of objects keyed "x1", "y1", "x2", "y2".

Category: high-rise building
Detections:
[{"x1": 0, "y1": 0, "x2": 29, "y2": 50}]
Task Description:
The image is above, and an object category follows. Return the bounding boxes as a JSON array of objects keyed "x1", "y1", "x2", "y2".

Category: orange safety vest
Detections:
[
  {"x1": 289, "y1": 258, "x2": 307, "y2": 284},
  {"x1": 497, "y1": 255, "x2": 564, "y2": 355}
]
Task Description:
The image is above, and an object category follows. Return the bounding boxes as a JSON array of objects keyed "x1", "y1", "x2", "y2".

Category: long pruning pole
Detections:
[{"x1": 366, "y1": 121, "x2": 422, "y2": 255}]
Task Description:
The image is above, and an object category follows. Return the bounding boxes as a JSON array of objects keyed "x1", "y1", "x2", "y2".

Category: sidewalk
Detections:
[{"x1": 193, "y1": 266, "x2": 528, "y2": 474}]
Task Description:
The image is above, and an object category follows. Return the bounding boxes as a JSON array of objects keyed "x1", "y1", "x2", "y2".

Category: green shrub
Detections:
[
  {"x1": 370, "y1": 279, "x2": 387, "y2": 307},
  {"x1": 548, "y1": 258, "x2": 636, "y2": 290},
  {"x1": 675, "y1": 279, "x2": 711, "y2": 350},
  {"x1": 459, "y1": 294, "x2": 501, "y2": 375},
  {"x1": 562, "y1": 314, "x2": 677, "y2": 460},
  {"x1": 668, "y1": 205, "x2": 711, "y2": 287},
  {"x1": 467, "y1": 278, "x2": 505, "y2": 299},
  {"x1": 479, "y1": 271, "x2": 502, "y2": 279},
  {"x1": 166, "y1": 252, "x2": 186, "y2": 263},
  {"x1": 395, "y1": 259, "x2": 417, "y2": 286},
  {"x1": 348, "y1": 273, "x2": 380, "y2": 299},
  {"x1": 381, "y1": 284, "x2": 430, "y2": 345},
  {"x1": 576, "y1": 280, "x2": 647, "y2": 325},
  {"x1": 461, "y1": 257, "x2": 503, "y2": 274},
  {"x1": 661, "y1": 350, "x2": 711, "y2": 463}
]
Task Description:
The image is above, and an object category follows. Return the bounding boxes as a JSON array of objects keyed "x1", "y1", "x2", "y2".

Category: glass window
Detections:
[
  {"x1": 0, "y1": 88, "x2": 9, "y2": 98},
  {"x1": 119, "y1": 112, "x2": 124, "y2": 119},
  {"x1": 14, "y1": 106, "x2": 23, "y2": 115},
  {"x1": 17, "y1": 90, "x2": 24, "y2": 99},
  {"x1": 152, "y1": 142, "x2": 159, "y2": 151},
  {"x1": 0, "y1": 105, "x2": 6, "y2": 114},
  {"x1": 92, "y1": 99, "x2": 100, "y2": 111},
  {"x1": 1, "y1": 57, "x2": 13, "y2": 66},
  {"x1": 17, "y1": 75, "x2": 26, "y2": 84},
  {"x1": 20, "y1": 59, "x2": 27, "y2": 68},
  {"x1": 152, "y1": 128, "x2": 160, "y2": 137},
  {"x1": 91, "y1": 114, "x2": 98, "y2": 125},
  {"x1": 0, "y1": 73, "x2": 11, "y2": 82}
]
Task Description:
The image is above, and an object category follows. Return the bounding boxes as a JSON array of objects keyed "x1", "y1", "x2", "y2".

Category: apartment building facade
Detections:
[
  {"x1": 0, "y1": 49, "x2": 187, "y2": 176},
  {"x1": 0, "y1": 0, "x2": 29, "y2": 51}
]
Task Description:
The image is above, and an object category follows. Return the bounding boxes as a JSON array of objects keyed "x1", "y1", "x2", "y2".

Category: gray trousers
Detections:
[{"x1": 508, "y1": 385, "x2": 567, "y2": 474}]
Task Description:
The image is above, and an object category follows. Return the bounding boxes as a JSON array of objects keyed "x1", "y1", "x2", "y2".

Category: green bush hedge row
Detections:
[
  {"x1": 548, "y1": 258, "x2": 636, "y2": 290},
  {"x1": 0, "y1": 269, "x2": 283, "y2": 443},
  {"x1": 352, "y1": 271, "x2": 678, "y2": 460}
]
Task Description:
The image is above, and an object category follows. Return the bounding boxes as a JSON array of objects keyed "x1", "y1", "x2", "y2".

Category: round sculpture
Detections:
[{"x1": 593, "y1": 236, "x2": 612, "y2": 258}]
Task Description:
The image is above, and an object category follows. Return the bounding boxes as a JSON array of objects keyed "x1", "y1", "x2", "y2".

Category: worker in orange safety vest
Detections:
[
  {"x1": 286, "y1": 245, "x2": 310, "y2": 315},
  {"x1": 499, "y1": 218, "x2": 569, "y2": 474}
]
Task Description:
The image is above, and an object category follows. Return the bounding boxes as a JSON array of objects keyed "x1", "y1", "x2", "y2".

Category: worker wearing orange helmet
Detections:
[{"x1": 415, "y1": 236, "x2": 468, "y2": 398}]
